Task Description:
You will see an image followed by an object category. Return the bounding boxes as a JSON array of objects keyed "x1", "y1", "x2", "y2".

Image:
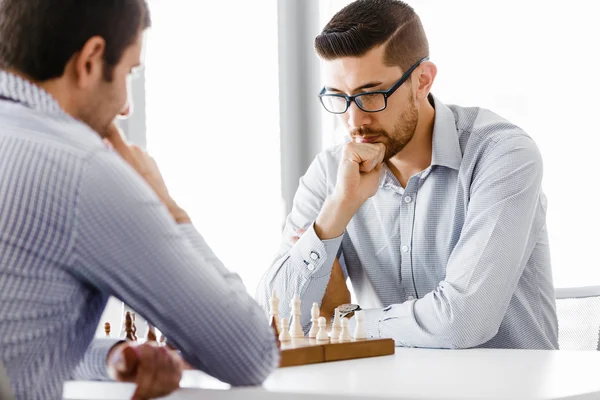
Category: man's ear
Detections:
[
  {"x1": 71, "y1": 36, "x2": 106, "y2": 89},
  {"x1": 414, "y1": 61, "x2": 437, "y2": 101}
]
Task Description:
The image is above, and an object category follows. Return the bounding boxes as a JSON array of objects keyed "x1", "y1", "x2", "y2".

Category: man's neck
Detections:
[{"x1": 386, "y1": 99, "x2": 436, "y2": 188}]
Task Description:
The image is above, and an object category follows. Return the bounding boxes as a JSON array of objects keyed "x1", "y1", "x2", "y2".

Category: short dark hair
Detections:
[
  {"x1": 315, "y1": 0, "x2": 428, "y2": 74},
  {"x1": 0, "y1": 0, "x2": 151, "y2": 81}
]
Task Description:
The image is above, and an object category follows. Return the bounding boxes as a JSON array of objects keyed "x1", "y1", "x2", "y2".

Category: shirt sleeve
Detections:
[
  {"x1": 70, "y1": 339, "x2": 122, "y2": 381},
  {"x1": 255, "y1": 152, "x2": 343, "y2": 329},
  {"x1": 357, "y1": 134, "x2": 547, "y2": 348},
  {"x1": 68, "y1": 149, "x2": 279, "y2": 386}
]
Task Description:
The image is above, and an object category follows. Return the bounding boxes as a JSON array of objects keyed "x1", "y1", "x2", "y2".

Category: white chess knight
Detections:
[
  {"x1": 316, "y1": 316, "x2": 329, "y2": 341},
  {"x1": 269, "y1": 289, "x2": 280, "y2": 328},
  {"x1": 330, "y1": 307, "x2": 341, "y2": 338},
  {"x1": 289, "y1": 294, "x2": 304, "y2": 338},
  {"x1": 279, "y1": 318, "x2": 292, "y2": 341},
  {"x1": 353, "y1": 310, "x2": 367, "y2": 340},
  {"x1": 339, "y1": 317, "x2": 351, "y2": 341},
  {"x1": 308, "y1": 302, "x2": 320, "y2": 338}
]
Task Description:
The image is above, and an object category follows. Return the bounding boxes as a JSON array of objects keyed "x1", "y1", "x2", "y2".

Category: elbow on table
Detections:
[{"x1": 220, "y1": 315, "x2": 280, "y2": 386}]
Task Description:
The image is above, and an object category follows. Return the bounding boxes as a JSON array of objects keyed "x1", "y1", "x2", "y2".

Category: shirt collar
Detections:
[
  {"x1": 0, "y1": 70, "x2": 66, "y2": 116},
  {"x1": 379, "y1": 94, "x2": 462, "y2": 188},
  {"x1": 430, "y1": 94, "x2": 462, "y2": 171}
]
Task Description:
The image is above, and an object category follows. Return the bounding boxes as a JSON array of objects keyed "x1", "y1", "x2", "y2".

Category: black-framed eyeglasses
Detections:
[{"x1": 318, "y1": 56, "x2": 430, "y2": 114}]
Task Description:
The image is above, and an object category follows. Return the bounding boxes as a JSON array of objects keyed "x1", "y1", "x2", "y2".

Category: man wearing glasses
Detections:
[{"x1": 257, "y1": 0, "x2": 558, "y2": 350}]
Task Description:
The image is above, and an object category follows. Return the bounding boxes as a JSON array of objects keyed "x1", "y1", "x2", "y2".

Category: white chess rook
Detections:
[
  {"x1": 289, "y1": 294, "x2": 304, "y2": 338},
  {"x1": 308, "y1": 302, "x2": 320, "y2": 338},
  {"x1": 353, "y1": 310, "x2": 367, "y2": 340},
  {"x1": 279, "y1": 318, "x2": 292, "y2": 341},
  {"x1": 316, "y1": 316, "x2": 329, "y2": 341},
  {"x1": 339, "y1": 317, "x2": 351, "y2": 341}
]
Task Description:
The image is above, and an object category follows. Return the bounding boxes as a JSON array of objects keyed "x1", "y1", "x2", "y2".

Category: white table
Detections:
[{"x1": 64, "y1": 348, "x2": 600, "y2": 400}]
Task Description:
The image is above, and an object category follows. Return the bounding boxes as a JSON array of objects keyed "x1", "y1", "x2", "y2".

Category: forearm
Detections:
[
  {"x1": 71, "y1": 339, "x2": 123, "y2": 381},
  {"x1": 75, "y1": 152, "x2": 279, "y2": 386},
  {"x1": 314, "y1": 195, "x2": 359, "y2": 240}
]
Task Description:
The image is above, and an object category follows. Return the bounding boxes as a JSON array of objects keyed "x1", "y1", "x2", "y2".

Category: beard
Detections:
[{"x1": 350, "y1": 92, "x2": 419, "y2": 161}]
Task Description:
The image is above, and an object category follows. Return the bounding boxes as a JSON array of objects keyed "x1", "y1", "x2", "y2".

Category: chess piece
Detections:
[
  {"x1": 279, "y1": 318, "x2": 292, "y2": 341},
  {"x1": 269, "y1": 289, "x2": 280, "y2": 331},
  {"x1": 308, "y1": 302, "x2": 320, "y2": 338},
  {"x1": 316, "y1": 316, "x2": 329, "y2": 341},
  {"x1": 331, "y1": 307, "x2": 341, "y2": 338},
  {"x1": 131, "y1": 313, "x2": 138, "y2": 341},
  {"x1": 270, "y1": 315, "x2": 281, "y2": 348},
  {"x1": 124, "y1": 312, "x2": 135, "y2": 341},
  {"x1": 104, "y1": 322, "x2": 111, "y2": 337},
  {"x1": 353, "y1": 310, "x2": 367, "y2": 340},
  {"x1": 339, "y1": 318, "x2": 351, "y2": 341},
  {"x1": 146, "y1": 324, "x2": 157, "y2": 342},
  {"x1": 289, "y1": 294, "x2": 303, "y2": 338}
]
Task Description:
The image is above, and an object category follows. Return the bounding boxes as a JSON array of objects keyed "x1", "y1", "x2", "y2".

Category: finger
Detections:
[
  {"x1": 150, "y1": 347, "x2": 176, "y2": 398},
  {"x1": 132, "y1": 345, "x2": 159, "y2": 400},
  {"x1": 162, "y1": 348, "x2": 183, "y2": 393},
  {"x1": 108, "y1": 345, "x2": 139, "y2": 382},
  {"x1": 296, "y1": 228, "x2": 305, "y2": 235},
  {"x1": 104, "y1": 123, "x2": 132, "y2": 160},
  {"x1": 376, "y1": 143, "x2": 386, "y2": 164},
  {"x1": 291, "y1": 236, "x2": 299, "y2": 244}
]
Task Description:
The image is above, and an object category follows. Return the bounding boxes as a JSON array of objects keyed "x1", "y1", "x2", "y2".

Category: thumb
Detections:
[{"x1": 110, "y1": 345, "x2": 140, "y2": 379}]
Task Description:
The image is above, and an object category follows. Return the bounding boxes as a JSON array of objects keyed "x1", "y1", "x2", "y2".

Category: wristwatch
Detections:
[{"x1": 337, "y1": 303, "x2": 361, "y2": 319}]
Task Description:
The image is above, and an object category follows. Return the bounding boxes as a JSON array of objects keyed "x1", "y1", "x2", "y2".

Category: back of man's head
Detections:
[
  {"x1": 0, "y1": 0, "x2": 151, "y2": 82},
  {"x1": 315, "y1": 0, "x2": 429, "y2": 74}
]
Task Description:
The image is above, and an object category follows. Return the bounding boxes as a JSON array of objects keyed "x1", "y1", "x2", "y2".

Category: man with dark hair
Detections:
[
  {"x1": 257, "y1": 0, "x2": 558, "y2": 350},
  {"x1": 0, "y1": 1, "x2": 278, "y2": 399}
]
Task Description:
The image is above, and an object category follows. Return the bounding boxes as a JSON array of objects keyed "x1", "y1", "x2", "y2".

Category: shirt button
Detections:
[
  {"x1": 401, "y1": 245, "x2": 410, "y2": 253},
  {"x1": 307, "y1": 263, "x2": 315, "y2": 271},
  {"x1": 310, "y1": 251, "x2": 320, "y2": 260},
  {"x1": 404, "y1": 196, "x2": 412, "y2": 203}
]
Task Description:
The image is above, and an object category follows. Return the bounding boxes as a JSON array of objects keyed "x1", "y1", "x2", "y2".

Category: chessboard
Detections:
[
  {"x1": 269, "y1": 291, "x2": 395, "y2": 368},
  {"x1": 278, "y1": 337, "x2": 395, "y2": 368}
]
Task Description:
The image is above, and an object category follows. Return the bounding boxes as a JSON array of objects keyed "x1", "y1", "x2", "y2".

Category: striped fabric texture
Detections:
[
  {"x1": 257, "y1": 94, "x2": 558, "y2": 350},
  {"x1": 0, "y1": 71, "x2": 278, "y2": 400}
]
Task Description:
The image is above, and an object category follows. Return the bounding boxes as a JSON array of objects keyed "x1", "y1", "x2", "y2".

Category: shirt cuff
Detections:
[
  {"x1": 346, "y1": 308, "x2": 387, "y2": 339},
  {"x1": 71, "y1": 339, "x2": 123, "y2": 381},
  {"x1": 288, "y1": 222, "x2": 343, "y2": 279}
]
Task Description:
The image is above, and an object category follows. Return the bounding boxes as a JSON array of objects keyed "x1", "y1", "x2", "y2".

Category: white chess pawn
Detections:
[
  {"x1": 308, "y1": 302, "x2": 320, "y2": 338},
  {"x1": 330, "y1": 307, "x2": 341, "y2": 338},
  {"x1": 316, "y1": 316, "x2": 329, "y2": 341},
  {"x1": 353, "y1": 310, "x2": 367, "y2": 340},
  {"x1": 269, "y1": 289, "x2": 280, "y2": 329},
  {"x1": 289, "y1": 294, "x2": 304, "y2": 338},
  {"x1": 279, "y1": 318, "x2": 292, "y2": 341},
  {"x1": 339, "y1": 317, "x2": 351, "y2": 341}
]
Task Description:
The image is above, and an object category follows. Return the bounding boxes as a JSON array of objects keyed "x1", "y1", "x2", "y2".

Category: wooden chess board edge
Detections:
[
  {"x1": 279, "y1": 345, "x2": 324, "y2": 367},
  {"x1": 278, "y1": 338, "x2": 395, "y2": 368},
  {"x1": 324, "y1": 338, "x2": 395, "y2": 362}
]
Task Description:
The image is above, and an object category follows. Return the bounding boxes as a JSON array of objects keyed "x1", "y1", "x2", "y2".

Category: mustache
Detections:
[{"x1": 350, "y1": 127, "x2": 388, "y2": 139}]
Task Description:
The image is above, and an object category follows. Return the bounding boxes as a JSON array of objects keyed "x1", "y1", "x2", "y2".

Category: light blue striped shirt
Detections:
[
  {"x1": 257, "y1": 94, "x2": 558, "y2": 350},
  {"x1": 0, "y1": 71, "x2": 278, "y2": 400}
]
